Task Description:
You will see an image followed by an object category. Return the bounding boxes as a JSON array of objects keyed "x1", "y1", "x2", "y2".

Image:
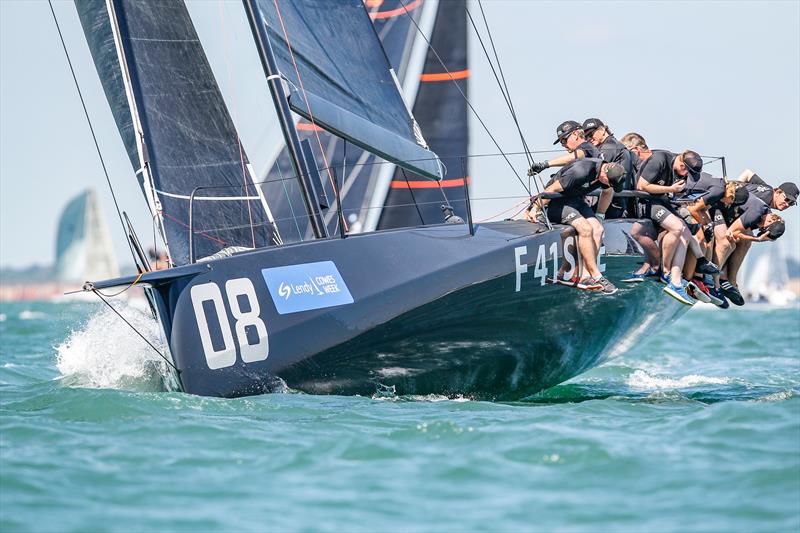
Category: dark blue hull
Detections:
[{"x1": 100, "y1": 220, "x2": 686, "y2": 398}]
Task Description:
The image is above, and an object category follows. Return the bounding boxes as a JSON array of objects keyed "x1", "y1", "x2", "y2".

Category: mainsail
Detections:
[
  {"x1": 76, "y1": 0, "x2": 279, "y2": 266},
  {"x1": 55, "y1": 189, "x2": 119, "y2": 283},
  {"x1": 260, "y1": 0, "x2": 465, "y2": 238}
]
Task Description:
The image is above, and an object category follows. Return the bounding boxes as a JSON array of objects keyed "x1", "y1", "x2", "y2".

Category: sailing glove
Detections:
[
  {"x1": 702, "y1": 223, "x2": 714, "y2": 242},
  {"x1": 528, "y1": 161, "x2": 549, "y2": 175}
]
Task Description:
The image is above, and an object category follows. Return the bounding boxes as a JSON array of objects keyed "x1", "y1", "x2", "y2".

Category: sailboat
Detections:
[
  {"x1": 74, "y1": 0, "x2": 688, "y2": 399},
  {"x1": 741, "y1": 245, "x2": 798, "y2": 307},
  {"x1": 55, "y1": 188, "x2": 119, "y2": 285}
]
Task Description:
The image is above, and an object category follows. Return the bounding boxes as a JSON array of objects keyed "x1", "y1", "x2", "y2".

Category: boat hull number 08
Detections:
[{"x1": 190, "y1": 279, "x2": 269, "y2": 370}]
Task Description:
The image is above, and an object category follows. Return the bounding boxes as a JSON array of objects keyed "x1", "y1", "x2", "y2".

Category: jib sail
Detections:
[{"x1": 76, "y1": 0, "x2": 279, "y2": 266}]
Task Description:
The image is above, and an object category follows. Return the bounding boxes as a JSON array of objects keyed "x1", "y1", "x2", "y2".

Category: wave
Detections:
[
  {"x1": 56, "y1": 304, "x2": 174, "y2": 392},
  {"x1": 625, "y1": 369, "x2": 730, "y2": 390}
]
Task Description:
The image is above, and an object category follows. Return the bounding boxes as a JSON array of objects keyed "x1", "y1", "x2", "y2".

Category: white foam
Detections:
[
  {"x1": 625, "y1": 369, "x2": 730, "y2": 390},
  {"x1": 56, "y1": 304, "x2": 174, "y2": 392},
  {"x1": 756, "y1": 390, "x2": 796, "y2": 402},
  {"x1": 0, "y1": 313, "x2": 6, "y2": 322},
  {"x1": 19, "y1": 310, "x2": 47, "y2": 320}
]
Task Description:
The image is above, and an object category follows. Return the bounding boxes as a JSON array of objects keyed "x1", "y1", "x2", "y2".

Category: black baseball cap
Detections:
[
  {"x1": 766, "y1": 219, "x2": 785, "y2": 240},
  {"x1": 778, "y1": 181, "x2": 798, "y2": 203},
  {"x1": 604, "y1": 162, "x2": 626, "y2": 193},
  {"x1": 553, "y1": 120, "x2": 581, "y2": 145},
  {"x1": 682, "y1": 150, "x2": 703, "y2": 178},
  {"x1": 582, "y1": 118, "x2": 605, "y2": 135},
  {"x1": 733, "y1": 185, "x2": 750, "y2": 206}
]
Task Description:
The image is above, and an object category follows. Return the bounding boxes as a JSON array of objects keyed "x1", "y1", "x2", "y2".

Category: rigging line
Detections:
[
  {"x1": 218, "y1": 0, "x2": 256, "y2": 248},
  {"x1": 401, "y1": 169, "x2": 426, "y2": 225},
  {"x1": 397, "y1": 0, "x2": 530, "y2": 196},
  {"x1": 47, "y1": 0, "x2": 137, "y2": 263},
  {"x1": 271, "y1": 0, "x2": 337, "y2": 193},
  {"x1": 94, "y1": 271, "x2": 144, "y2": 298},
  {"x1": 91, "y1": 290, "x2": 179, "y2": 373},
  {"x1": 473, "y1": 1, "x2": 535, "y2": 168}
]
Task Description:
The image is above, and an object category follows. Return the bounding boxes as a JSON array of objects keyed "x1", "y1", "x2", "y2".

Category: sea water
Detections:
[{"x1": 1, "y1": 300, "x2": 798, "y2": 532}]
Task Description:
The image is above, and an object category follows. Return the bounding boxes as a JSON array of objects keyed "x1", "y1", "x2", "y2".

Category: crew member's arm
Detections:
[
  {"x1": 687, "y1": 198, "x2": 712, "y2": 225},
  {"x1": 545, "y1": 150, "x2": 588, "y2": 169},
  {"x1": 525, "y1": 179, "x2": 563, "y2": 222},
  {"x1": 637, "y1": 177, "x2": 685, "y2": 195},
  {"x1": 596, "y1": 188, "x2": 614, "y2": 217},
  {"x1": 736, "y1": 169, "x2": 756, "y2": 182},
  {"x1": 726, "y1": 218, "x2": 770, "y2": 242}
]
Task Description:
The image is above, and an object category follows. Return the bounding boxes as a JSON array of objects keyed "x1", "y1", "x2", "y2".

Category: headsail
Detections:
[
  {"x1": 378, "y1": 0, "x2": 469, "y2": 229},
  {"x1": 252, "y1": 0, "x2": 442, "y2": 183},
  {"x1": 76, "y1": 0, "x2": 279, "y2": 266}
]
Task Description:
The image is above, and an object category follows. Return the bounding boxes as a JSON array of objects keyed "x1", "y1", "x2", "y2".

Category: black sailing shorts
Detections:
[
  {"x1": 547, "y1": 197, "x2": 596, "y2": 225},
  {"x1": 642, "y1": 198, "x2": 680, "y2": 225}
]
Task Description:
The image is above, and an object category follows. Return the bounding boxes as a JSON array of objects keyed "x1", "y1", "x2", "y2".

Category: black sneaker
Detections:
[
  {"x1": 720, "y1": 280, "x2": 745, "y2": 306},
  {"x1": 695, "y1": 257, "x2": 720, "y2": 275},
  {"x1": 708, "y1": 286, "x2": 729, "y2": 308},
  {"x1": 592, "y1": 276, "x2": 618, "y2": 295}
]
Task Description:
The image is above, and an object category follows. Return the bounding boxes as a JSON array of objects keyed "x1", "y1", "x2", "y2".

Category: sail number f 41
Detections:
[
  {"x1": 515, "y1": 237, "x2": 605, "y2": 292},
  {"x1": 190, "y1": 278, "x2": 269, "y2": 369}
]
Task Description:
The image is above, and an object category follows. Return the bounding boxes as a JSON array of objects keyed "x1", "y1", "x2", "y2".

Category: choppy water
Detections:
[{"x1": 1, "y1": 300, "x2": 798, "y2": 532}]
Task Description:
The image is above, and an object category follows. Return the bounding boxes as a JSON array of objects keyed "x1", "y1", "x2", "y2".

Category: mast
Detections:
[{"x1": 242, "y1": 0, "x2": 327, "y2": 239}]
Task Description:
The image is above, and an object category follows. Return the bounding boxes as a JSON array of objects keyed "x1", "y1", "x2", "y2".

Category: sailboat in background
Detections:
[
  {"x1": 55, "y1": 188, "x2": 119, "y2": 284},
  {"x1": 741, "y1": 244, "x2": 798, "y2": 307},
  {"x1": 73, "y1": 0, "x2": 688, "y2": 399}
]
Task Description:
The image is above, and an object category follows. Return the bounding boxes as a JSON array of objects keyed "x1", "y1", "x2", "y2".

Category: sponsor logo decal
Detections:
[{"x1": 262, "y1": 261, "x2": 354, "y2": 315}]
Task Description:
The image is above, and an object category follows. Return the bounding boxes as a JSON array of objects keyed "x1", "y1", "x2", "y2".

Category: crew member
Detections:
[
  {"x1": 528, "y1": 121, "x2": 601, "y2": 175},
  {"x1": 636, "y1": 149, "x2": 719, "y2": 305},
  {"x1": 620, "y1": 132, "x2": 653, "y2": 175},
  {"x1": 736, "y1": 170, "x2": 798, "y2": 211},
  {"x1": 679, "y1": 176, "x2": 749, "y2": 304},
  {"x1": 526, "y1": 158, "x2": 625, "y2": 294},
  {"x1": 619, "y1": 132, "x2": 659, "y2": 281},
  {"x1": 713, "y1": 188, "x2": 789, "y2": 306},
  {"x1": 583, "y1": 118, "x2": 633, "y2": 218}
]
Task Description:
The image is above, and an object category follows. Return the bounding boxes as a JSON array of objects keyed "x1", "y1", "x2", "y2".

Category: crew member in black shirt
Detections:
[
  {"x1": 527, "y1": 121, "x2": 601, "y2": 175},
  {"x1": 621, "y1": 132, "x2": 653, "y2": 176},
  {"x1": 636, "y1": 149, "x2": 719, "y2": 305},
  {"x1": 736, "y1": 170, "x2": 798, "y2": 211},
  {"x1": 677, "y1": 174, "x2": 749, "y2": 304},
  {"x1": 582, "y1": 118, "x2": 633, "y2": 218},
  {"x1": 713, "y1": 192, "x2": 786, "y2": 306},
  {"x1": 619, "y1": 132, "x2": 659, "y2": 282},
  {"x1": 526, "y1": 158, "x2": 625, "y2": 294}
]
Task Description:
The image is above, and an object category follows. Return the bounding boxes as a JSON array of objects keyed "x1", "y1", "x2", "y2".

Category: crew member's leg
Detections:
[
  {"x1": 726, "y1": 235, "x2": 753, "y2": 286},
  {"x1": 659, "y1": 214, "x2": 687, "y2": 286},
  {"x1": 631, "y1": 220, "x2": 660, "y2": 274},
  {"x1": 570, "y1": 217, "x2": 601, "y2": 279}
]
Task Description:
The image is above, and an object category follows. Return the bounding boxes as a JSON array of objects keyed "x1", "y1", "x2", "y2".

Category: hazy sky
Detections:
[{"x1": 1, "y1": 0, "x2": 798, "y2": 270}]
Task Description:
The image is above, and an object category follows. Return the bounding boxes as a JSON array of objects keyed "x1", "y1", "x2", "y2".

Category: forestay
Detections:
[{"x1": 76, "y1": 0, "x2": 279, "y2": 266}]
